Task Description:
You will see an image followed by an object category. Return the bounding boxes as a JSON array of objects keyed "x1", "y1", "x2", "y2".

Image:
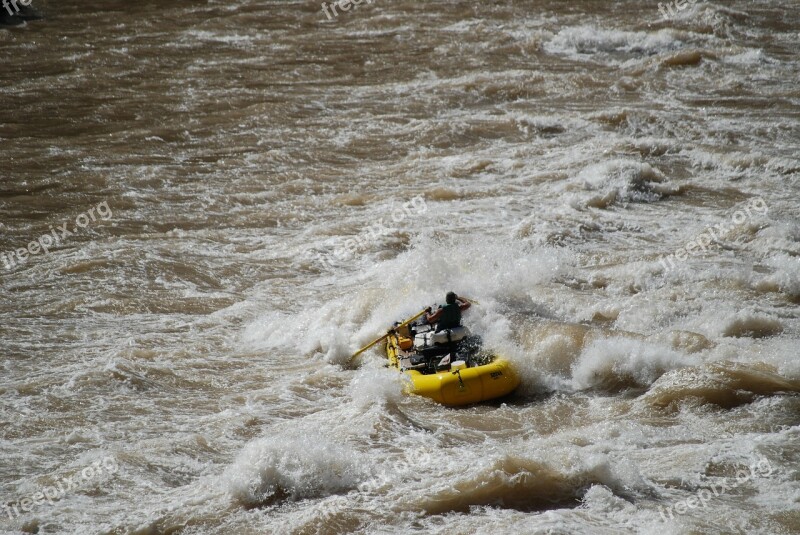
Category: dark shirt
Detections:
[{"x1": 435, "y1": 302, "x2": 461, "y2": 331}]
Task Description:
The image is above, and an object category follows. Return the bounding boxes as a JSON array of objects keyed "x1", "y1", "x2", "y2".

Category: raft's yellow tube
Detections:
[{"x1": 386, "y1": 338, "x2": 520, "y2": 406}]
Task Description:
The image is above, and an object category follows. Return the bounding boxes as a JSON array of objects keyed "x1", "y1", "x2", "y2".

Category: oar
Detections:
[
  {"x1": 460, "y1": 296, "x2": 480, "y2": 305},
  {"x1": 349, "y1": 308, "x2": 429, "y2": 363}
]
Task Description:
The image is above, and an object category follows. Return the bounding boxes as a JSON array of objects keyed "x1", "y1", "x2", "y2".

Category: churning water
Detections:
[{"x1": 1, "y1": 1, "x2": 799, "y2": 533}]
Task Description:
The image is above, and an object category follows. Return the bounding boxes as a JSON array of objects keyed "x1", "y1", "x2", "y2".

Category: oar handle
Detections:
[{"x1": 349, "y1": 308, "x2": 428, "y2": 363}]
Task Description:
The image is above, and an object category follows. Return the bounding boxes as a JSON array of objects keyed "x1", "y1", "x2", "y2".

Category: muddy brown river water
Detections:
[{"x1": 1, "y1": 1, "x2": 799, "y2": 533}]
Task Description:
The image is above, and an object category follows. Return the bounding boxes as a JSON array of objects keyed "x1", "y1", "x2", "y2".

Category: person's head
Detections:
[{"x1": 446, "y1": 291, "x2": 457, "y2": 304}]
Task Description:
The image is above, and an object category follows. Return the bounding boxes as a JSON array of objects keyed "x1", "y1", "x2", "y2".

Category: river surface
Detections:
[{"x1": 1, "y1": 1, "x2": 799, "y2": 534}]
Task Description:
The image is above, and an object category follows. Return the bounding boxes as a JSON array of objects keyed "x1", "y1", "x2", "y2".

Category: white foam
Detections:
[
  {"x1": 564, "y1": 159, "x2": 678, "y2": 209},
  {"x1": 752, "y1": 252, "x2": 800, "y2": 298},
  {"x1": 544, "y1": 26, "x2": 682, "y2": 61},
  {"x1": 224, "y1": 433, "x2": 365, "y2": 506},
  {"x1": 348, "y1": 362, "x2": 404, "y2": 407},
  {"x1": 723, "y1": 49, "x2": 773, "y2": 65},
  {"x1": 571, "y1": 337, "x2": 699, "y2": 390}
]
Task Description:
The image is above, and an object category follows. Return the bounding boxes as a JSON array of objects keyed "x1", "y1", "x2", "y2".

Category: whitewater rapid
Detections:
[{"x1": 1, "y1": 0, "x2": 798, "y2": 534}]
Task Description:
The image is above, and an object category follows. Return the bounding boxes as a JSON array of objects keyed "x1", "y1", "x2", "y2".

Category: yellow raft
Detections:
[{"x1": 385, "y1": 323, "x2": 520, "y2": 406}]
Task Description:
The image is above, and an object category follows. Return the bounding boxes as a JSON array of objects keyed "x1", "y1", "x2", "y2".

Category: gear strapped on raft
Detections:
[
  {"x1": 378, "y1": 292, "x2": 519, "y2": 405},
  {"x1": 349, "y1": 292, "x2": 520, "y2": 405},
  {"x1": 397, "y1": 292, "x2": 481, "y2": 373}
]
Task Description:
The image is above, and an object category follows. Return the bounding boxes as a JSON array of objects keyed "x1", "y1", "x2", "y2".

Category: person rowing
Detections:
[{"x1": 425, "y1": 291, "x2": 471, "y2": 332}]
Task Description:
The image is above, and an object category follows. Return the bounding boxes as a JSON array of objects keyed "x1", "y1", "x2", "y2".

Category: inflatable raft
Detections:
[{"x1": 385, "y1": 318, "x2": 520, "y2": 406}]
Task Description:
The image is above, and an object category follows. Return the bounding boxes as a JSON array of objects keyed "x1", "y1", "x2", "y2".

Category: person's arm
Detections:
[
  {"x1": 457, "y1": 299, "x2": 471, "y2": 311},
  {"x1": 425, "y1": 307, "x2": 442, "y2": 323}
]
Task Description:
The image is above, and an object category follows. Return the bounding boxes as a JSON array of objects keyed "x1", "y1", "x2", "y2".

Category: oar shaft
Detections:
[
  {"x1": 350, "y1": 332, "x2": 390, "y2": 360},
  {"x1": 349, "y1": 308, "x2": 428, "y2": 362}
]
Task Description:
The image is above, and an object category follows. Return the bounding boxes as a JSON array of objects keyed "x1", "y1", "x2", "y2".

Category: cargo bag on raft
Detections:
[{"x1": 413, "y1": 326, "x2": 469, "y2": 349}]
